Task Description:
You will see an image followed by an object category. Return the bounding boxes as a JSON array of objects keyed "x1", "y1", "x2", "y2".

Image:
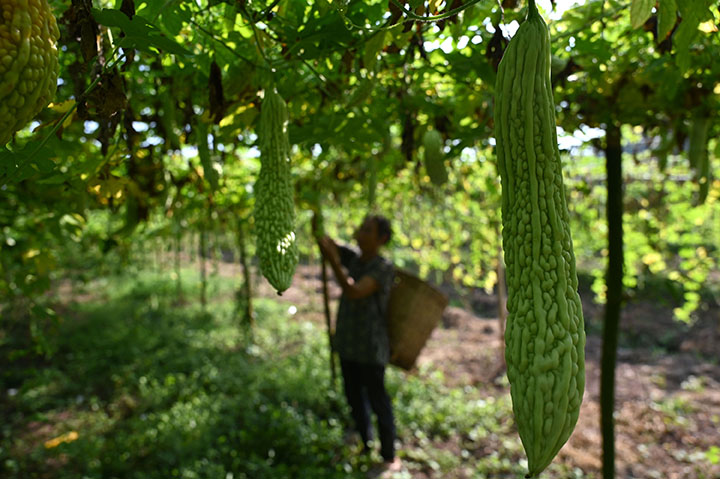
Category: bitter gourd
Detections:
[
  {"x1": 687, "y1": 114, "x2": 709, "y2": 170},
  {"x1": 196, "y1": 120, "x2": 219, "y2": 191},
  {"x1": 687, "y1": 113, "x2": 711, "y2": 204},
  {"x1": 494, "y1": 1, "x2": 585, "y2": 476},
  {"x1": 423, "y1": 129, "x2": 448, "y2": 186},
  {"x1": 159, "y1": 87, "x2": 181, "y2": 150},
  {"x1": 0, "y1": 0, "x2": 60, "y2": 145},
  {"x1": 254, "y1": 87, "x2": 298, "y2": 294}
]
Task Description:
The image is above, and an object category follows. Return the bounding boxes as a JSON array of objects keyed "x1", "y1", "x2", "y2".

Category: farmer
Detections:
[{"x1": 316, "y1": 214, "x2": 401, "y2": 472}]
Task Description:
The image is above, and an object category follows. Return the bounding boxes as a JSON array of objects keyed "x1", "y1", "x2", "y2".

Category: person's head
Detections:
[{"x1": 354, "y1": 214, "x2": 392, "y2": 255}]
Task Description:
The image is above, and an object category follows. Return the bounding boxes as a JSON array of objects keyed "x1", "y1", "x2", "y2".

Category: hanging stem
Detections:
[
  {"x1": 389, "y1": 0, "x2": 483, "y2": 22},
  {"x1": 189, "y1": 18, "x2": 271, "y2": 71},
  {"x1": 527, "y1": 0, "x2": 538, "y2": 16},
  {"x1": 245, "y1": 12, "x2": 274, "y2": 70}
]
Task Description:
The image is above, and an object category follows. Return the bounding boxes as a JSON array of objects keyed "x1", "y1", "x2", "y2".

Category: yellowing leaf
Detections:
[
  {"x1": 48, "y1": 100, "x2": 76, "y2": 113},
  {"x1": 698, "y1": 20, "x2": 718, "y2": 33},
  {"x1": 44, "y1": 431, "x2": 79, "y2": 449},
  {"x1": 23, "y1": 249, "x2": 41, "y2": 260},
  {"x1": 483, "y1": 270, "x2": 498, "y2": 293}
]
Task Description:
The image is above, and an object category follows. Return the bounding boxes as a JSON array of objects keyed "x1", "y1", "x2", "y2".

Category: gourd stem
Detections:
[
  {"x1": 528, "y1": 0, "x2": 539, "y2": 17},
  {"x1": 389, "y1": 0, "x2": 483, "y2": 22}
]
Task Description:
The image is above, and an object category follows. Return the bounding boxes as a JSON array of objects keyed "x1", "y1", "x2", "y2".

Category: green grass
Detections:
[{"x1": 0, "y1": 270, "x2": 584, "y2": 479}]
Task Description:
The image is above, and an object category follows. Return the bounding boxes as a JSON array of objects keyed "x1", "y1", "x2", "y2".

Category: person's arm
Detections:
[{"x1": 318, "y1": 236, "x2": 379, "y2": 299}]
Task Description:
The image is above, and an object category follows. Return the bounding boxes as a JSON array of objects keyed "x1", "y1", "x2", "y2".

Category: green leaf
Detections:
[
  {"x1": 657, "y1": 0, "x2": 677, "y2": 40},
  {"x1": 678, "y1": 0, "x2": 715, "y2": 23},
  {"x1": 119, "y1": 34, "x2": 190, "y2": 56},
  {"x1": 630, "y1": 0, "x2": 654, "y2": 29},
  {"x1": 669, "y1": 0, "x2": 712, "y2": 72},
  {"x1": 363, "y1": 31, "x2": 386, "y2": 72},
  {"x1": 673, "y1": 21, "x2": 697, "y2": 72},
  {"x1": 706, "y1": 446, "x2": 720, "y2": 465},
  {"x1": 92, "y1": 9, "x2": 191, "y2": 56},
  {"x1": 92, "y1": 8, "x2": 136, "y2": 32},
  {"x1": 0, "y1": 139, "x2": 58, "y2": 184},
  {"x1": 161, "y1": 10, "x2": 185, "y2": 36}
]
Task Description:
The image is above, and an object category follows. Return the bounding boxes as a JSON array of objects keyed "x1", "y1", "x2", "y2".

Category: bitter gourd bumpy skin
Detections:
[
  {"x1": 0, "y1": 0, "x2": 60, "y2": 145},
  {"x1": 254, "y1": 87, "x2": 298, "y2": 295},
  {"x1": 494, "y1": 1, "x2": 586, "y2": 476}
]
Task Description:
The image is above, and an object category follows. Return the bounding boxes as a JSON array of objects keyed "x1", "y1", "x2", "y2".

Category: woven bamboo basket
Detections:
[{"x1": 387, "y1": 269, "x2": 449, "y2": 370}]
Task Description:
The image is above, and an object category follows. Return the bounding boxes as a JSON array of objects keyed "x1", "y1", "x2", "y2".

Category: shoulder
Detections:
[
  {"x1": 369, "y1": 255, "x2": 394, "y2": 280},
  {"x1": 338, "y1": 245, "x2": 360, "y2": 266},
  {"x1": 375, "y1": 255, "x2": 393, "y2": 270},
  {"x1": 338, "y1": 244, "x2": 360, "y2": 256}
]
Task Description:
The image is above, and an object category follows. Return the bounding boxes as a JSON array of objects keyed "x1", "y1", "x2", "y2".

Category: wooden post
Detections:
[
  {"x1": 199, "y1": 220, "x2": 207, "y2": 309},
  {"x1": 601, "y1": 123, "x2": 624, "y2": 479},
  {"x1": 175, "y1": 226, "x2": 182, "y2": 300},
  {"x1": 237, "y1": 219, "x2": 254, "y2": 329},
  {"x1": 321, "y1": 256, "x2": 337, "y2": 388}
]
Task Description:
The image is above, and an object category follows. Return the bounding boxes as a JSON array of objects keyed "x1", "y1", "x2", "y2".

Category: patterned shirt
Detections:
[{"x1": 334, "y1": 245, "x2": 394, "y2": 366}]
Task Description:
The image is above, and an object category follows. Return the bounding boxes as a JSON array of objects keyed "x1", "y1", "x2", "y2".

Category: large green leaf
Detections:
[
  {"x1": 630, "y1": 0, "x2": 654, "y2": 29},
  {"x1": 657, "y1": 0, "x2": 677, "y2": 41},
  {"x1": 92, "y1": 9, "x2": 192, "y2": 56}
]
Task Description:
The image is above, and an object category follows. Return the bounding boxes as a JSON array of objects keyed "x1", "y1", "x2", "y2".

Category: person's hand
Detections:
[
  {"x1": 311, "y1": 212, "x2": 322, "y2": 239},
  {"x1": 318, "y1": 235, "x2": 340, "y2": 265}
]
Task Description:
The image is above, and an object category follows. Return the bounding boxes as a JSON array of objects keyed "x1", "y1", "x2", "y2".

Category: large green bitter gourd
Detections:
[
  {"x1": 254, "y1": 87, "x2": 298, "y2": 294},
  {"x1": 494, "y1": 1, "x2": 585, "y2": 476},
  {"x1": 423, "y1": 129, "x2": 448, "y2": 186},
  {"x1": 0, "y1": 0, "x2": 60, "y2": 145}
]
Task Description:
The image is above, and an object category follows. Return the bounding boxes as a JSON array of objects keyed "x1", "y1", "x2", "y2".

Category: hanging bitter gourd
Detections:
[
  {"x1": 423, "y1": 129, "x2": 448, "y2": 186},
  {"x1": 494, "y1": 1, "x2": 585, "y2": 476},
  {"x1": 0, "y1": 0, "x2": 60, "y2": 145},
  {"x1": 254, "y1": 87, "x2": 298, "y2": 294},
  {"x1": 687, "y1": 114, "x2": 709, "y2": 170},
  {"x1": 687, "y1": 113, "x2": 711, "y2": 204}
]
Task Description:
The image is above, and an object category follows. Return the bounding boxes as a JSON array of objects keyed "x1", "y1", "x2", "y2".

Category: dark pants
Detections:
[{"x1": 340, "y1": 359, "x2": 396, "y2": 461}]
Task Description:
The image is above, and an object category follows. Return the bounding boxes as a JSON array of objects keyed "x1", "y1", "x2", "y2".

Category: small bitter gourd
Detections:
[
  {"x1": 0, "y1": 0, "x2": 60, "y2": 145},
  {"x1": 159, "y1": 87, "x2": 181, "y2": 150},
  {"x1": 687, "y1": 114, "x2": 709, "y2": 171},
  {"x1": 254, "y1": 87, "x2": 298, "y2": 294},
  {"x1": 494, "y1": 1, "x2": 585, "y2": 476},
  {"x1": 422, "y1": 129, "x2": 448, "y2": 186},
  {"x1": 687, "y1": 113, "x2": 711, "y2": 204}
]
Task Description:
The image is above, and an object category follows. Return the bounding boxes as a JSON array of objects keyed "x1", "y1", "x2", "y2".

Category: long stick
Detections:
[
  {"x1": 321, "y1": 255, "x2": 337, "y2": 388},
  {"x1": 237, "y1": 219, "x2": 254, "y2": 329},
  {"x1": 601, "y1": 123, "x2": 624, "y2": 479},
  {"x1": 199, "y1": 220, "x2": 207, "y2": 309},
  {"x1": 175, "y1": 225, "x2": 182, "y2": 300}
]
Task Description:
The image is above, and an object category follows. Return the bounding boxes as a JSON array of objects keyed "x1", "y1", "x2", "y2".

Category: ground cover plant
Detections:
[
  {"x1": 1, "y1": 0, "x2": 719, "y2": 478},
  {"x1": 2, "y1": 261, "x2": 719, "y2": 479}
]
